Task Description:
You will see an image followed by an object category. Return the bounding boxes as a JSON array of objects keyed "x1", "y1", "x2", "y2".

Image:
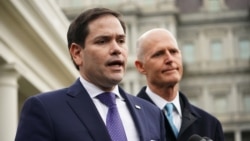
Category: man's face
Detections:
[
  {"x1": 74, "y1": 15, "x2": 127, "y2": 91},
  {"x1": 136, "y1": 30, "x2": 183, "y2": 87}
]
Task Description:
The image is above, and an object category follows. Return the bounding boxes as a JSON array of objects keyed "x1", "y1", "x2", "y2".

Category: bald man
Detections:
[{"x1": 135, "y1": 28, "x2": 224, "y2": 141}]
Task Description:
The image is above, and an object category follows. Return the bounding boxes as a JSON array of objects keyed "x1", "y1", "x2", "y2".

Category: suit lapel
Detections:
[
  {"x1": 178, "y1": 92, "x2": 199, "y2": 136},
  {"x1": 66, "y1": 79, "x2": 111, "y2": 141},
  {"x1": 119, "y1": 87, "x2": 147, "y2": 141},
  {"x1": 178, "y1": 108, "x2": 197, "y2": 136}
]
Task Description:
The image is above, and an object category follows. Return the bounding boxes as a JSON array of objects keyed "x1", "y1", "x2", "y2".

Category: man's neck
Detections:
[{"x1": 148, "y1": 84, "x2": 178, "y2": 101}]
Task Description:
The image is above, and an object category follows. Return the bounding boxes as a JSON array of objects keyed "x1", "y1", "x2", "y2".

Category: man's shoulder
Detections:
[
  {"x1": 188, "y1": 102, "x2": 222, "y2": 125},
  {"x1": 32, "y1": 79, "x2": 81, "y2": 100},
  {"x1": 26, "y1": 87, "x2": 69, "y2": 104},
  {"x1": 180, "y1": 92, "x2": 221, "y2": 122}
]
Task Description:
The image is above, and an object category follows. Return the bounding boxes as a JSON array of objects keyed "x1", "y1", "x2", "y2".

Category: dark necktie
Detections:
[
  {"x1": 164, "y1": 103, "x2": 179, "y2": 137},
  {"x1": 96, "y1": 92, "x2": 127, "y2": 141}
]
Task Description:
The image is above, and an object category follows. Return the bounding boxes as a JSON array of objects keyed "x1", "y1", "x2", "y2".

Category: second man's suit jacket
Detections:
[
  {"x1": 15, "y1": 79, "x2": 166, "y2": 141},
  {"x1": 137, "y1": 86, "x2": 224, "y2": 141}
]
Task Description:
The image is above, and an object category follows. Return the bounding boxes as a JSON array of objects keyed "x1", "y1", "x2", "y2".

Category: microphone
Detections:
[
  {"x1": 188, "y1": 134, "x2": 213, "y2": 141},
  {"x1": 188, "y1": 134, "x2": 203, "y2": 141}
]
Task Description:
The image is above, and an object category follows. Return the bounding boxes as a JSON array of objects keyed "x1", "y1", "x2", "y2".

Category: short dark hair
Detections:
[{"x1": 67, "y1": 7, "x2": 126, "y2": 70}]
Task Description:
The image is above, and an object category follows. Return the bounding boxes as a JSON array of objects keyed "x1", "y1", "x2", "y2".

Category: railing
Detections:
[
  {"x1": 183, "y1": 59, "x2": 250, "y2": 75},
  {"x1": 215, "y1": 111, "x2": 250, "y2": 124}
]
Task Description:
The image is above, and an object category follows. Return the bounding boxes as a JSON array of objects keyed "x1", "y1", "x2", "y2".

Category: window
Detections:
[
  {"x1": 182, "y1": 43, "x2": 195, "y2": 63},
  {"x1": 100, "y1": 0, "x2": 120, "y2": 5},
  {"x1": 141, "y1": 0, "x2": 155, "y2": 5},
  {"x1": 208, "y1": 0, "x2": 220, "y2": 11},
  {"x1": 213, "y1": 94, "x2": 227, "y2": 114},
  {"x1": 243, "y1": 93, "x2": 250, "y2": 112},
  {"x1": 210, "y1": 40, "x2": 222, "y2": 61},
  {"x1": 239, "y1": 39, "x2": 250, "y2": 59},
  {"x1": 224, "y1": 132, "x2": 234, "y2": 141},
  {"x1": 242, "y1": 130, "x2": 250, "y2": 141}
]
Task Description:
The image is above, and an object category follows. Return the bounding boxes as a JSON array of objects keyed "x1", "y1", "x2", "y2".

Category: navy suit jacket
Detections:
[
  {"x1": 137, "y1": 86, "x2": 224, "y2": 141},
  {"x1": 15, "y1": 80, "x2": 166, "y2": 141}
]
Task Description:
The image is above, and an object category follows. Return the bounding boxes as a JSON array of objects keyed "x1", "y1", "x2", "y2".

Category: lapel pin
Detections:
[{"x1": 135, "y1": 105, "x2": 141, "y2": 109}]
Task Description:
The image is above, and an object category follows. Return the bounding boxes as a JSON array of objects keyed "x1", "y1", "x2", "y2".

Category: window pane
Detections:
[
  {"x1": 208, "y1": 0, "x2": 220, "y2": 11},
  {"x1": 182, "y1": 43, "x2": 195, "y2": 63},
  {"x1": 239, "y1": 40, "x2": 250, "y2": 59},
  {"x1": 243, "y1": 94, "x2": 250, "y2": 112},
  {"x1": 139, "y1": 0, "x2": 154, "y2": 5},
  {"x1": 214, "y1": 95, "x2": 227, "y2": 114},
  {"x1": 224, "y1": 132, "x2": 234, "y2": 141},
  {"x1": 210, "y1": 41, "x2": 222, "y2": 61},
  {"x1": 242, "y1": 130, "x2": 250, "y2": 141}
]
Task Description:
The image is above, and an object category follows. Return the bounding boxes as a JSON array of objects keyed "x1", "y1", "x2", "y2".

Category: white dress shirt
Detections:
[
  {"x1": 79, "y1": 77, "x2": 139, "y2": 141},
  {"x1": 146, "y1": 86, "x2": 182, "y2": 131}
]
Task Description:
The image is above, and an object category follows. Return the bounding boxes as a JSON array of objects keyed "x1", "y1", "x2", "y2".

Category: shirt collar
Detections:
[
  {"x1": 79, "y1": 76, "x2": 123, "y2": 100},
  {"x1": 146, "y1": 86, "x2": 182, "y2": 116}
]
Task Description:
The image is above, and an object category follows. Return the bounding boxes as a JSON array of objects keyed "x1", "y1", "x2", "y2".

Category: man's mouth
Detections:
[
  {"x1": 162, "y1": 68, "x2": 177, "y2": 73},
  {"x1": 107, "y1": 60, "x2": 124, "y2": 67}
]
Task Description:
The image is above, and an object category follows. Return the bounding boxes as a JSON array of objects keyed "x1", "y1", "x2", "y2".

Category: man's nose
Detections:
[
  {"x1": 164, "y1": 51, "x2": 173, "y2": 63},
  {"x1": 110, "y1": 41, "x2": 122, "y2": 55}
]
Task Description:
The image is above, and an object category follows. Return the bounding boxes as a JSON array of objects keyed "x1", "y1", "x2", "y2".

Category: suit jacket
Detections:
[
  {"x1": 15, "y1": 79, "x2": 166, "y2": 141},
  {"x1": 137, "y1": 86, "x2": 224, "y2": 141}
]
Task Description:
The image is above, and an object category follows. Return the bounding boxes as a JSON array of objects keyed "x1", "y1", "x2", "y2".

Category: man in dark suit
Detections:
[
  {"x1": 134, "y1": 28, "x2": 224, "y2": 141},
  {"x1": 15, "y1": 8, "x2": 166, "y2": 141}
]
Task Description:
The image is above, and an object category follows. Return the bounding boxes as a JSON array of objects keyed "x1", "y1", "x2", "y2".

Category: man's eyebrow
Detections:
[
  {"x1": 117, "y1": 34, "x2": 126, "y2": 38},
  {"x1": 95, "y1": 34, "x2": 125, "y2": 38}
]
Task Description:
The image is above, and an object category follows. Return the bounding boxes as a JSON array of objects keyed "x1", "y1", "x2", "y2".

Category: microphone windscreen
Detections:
[{"x1": 188, "y1": 134, "x2": 202, "y2": 141}]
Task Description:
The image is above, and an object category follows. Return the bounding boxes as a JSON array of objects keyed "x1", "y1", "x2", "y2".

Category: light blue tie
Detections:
[
  {"x1": 165, "y1": 103, "x2": 178, "y2": 137},
  {"x1": 97, "y1": 92, "x2": 127, "y2": 141}
]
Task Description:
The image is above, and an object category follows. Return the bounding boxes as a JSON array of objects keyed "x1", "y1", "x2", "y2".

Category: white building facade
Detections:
[{"x1": 0, "y1": 0, "x2": 78, "y2": 140}]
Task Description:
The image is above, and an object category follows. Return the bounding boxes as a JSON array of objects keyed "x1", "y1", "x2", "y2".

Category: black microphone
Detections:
[
  {"x1": 203, "y1": 137, "x2": 213, "y2": 141},
  {"x1": 188, "y1": 134, "x2": 213, "y2": 141},
  {"x1": 188, "y1": 134, "x2": 203, "y2": 141}
]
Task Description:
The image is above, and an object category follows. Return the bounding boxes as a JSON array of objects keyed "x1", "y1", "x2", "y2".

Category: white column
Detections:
[
  {"x1": 198, "y1": 31, "x2": 208, "y2": 70},
  {"x1": 226, "y1": 29, "x2": 235, "y2": 66},
  {"x1": 235, "y1": 130, "x2": 241, "y2": 141},
  {"x1": 123, "y1": 80, "x2": 131, "y2": 94},
  {"x1": 129, "y1": 18, "x2": 138, "y2": 56},
  {"x1": 202, "y1": 86, "x2": 210, "y2": 111},
  {"x1": 0, "y1": 64, "x2": 20, "y2": 141},
  {"x1": 131, "y1": 73, "x2": 140, "y2": 96},
  {"x1": 231, "y1": 83, "x2": 238, "y2": 113},
  {"x1": 167, "y1": 16, "x2": 177, "y2": 37}
]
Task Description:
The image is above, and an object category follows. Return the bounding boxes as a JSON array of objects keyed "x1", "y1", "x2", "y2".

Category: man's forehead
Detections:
[{"x1": 87, "y1": 16, "x2": 125, "y2": 37}]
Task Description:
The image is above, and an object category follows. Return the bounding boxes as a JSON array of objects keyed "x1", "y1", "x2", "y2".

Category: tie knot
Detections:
[
  {"x1": 96, "y1": 92, "x2": 116, "y2": 108},
  {"x1": 165, "y1": 103, "x2": 174, "y2": 116}
]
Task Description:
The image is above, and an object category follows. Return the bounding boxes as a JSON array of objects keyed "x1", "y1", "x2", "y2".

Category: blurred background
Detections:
[{"x1": 0, "y1": 0, "x2": 249, "y2": 141}]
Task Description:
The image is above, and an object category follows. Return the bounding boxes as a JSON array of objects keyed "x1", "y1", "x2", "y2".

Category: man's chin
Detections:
[
  {"x1": 164, "y1": 78, "x2": 180, "y2": 86},
  {"x1": 110, "y1": 76, "x2": 123, "y2": 84}
]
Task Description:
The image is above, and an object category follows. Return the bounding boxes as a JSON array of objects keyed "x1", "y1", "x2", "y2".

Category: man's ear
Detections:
[
  {"x1": 69, "y1": 43, "x2": 83, "y2": 66},
  {"x1": 135, "y1": 60, "x2": 146, "y2": 75}
]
